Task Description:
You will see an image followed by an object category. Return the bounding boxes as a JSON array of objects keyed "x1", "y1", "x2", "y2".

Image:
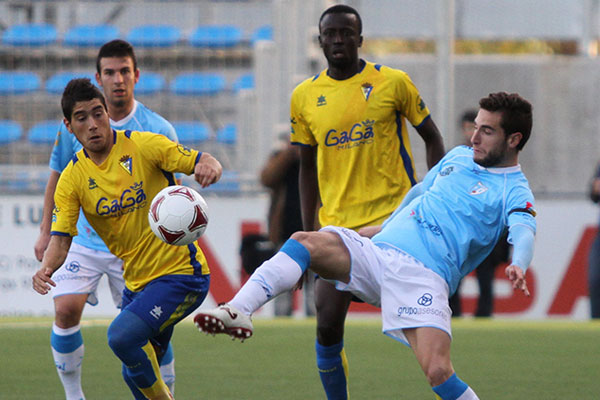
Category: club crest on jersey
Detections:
[
  {"x1": 469, "y1": 181, "x2": 488, "y2": 195},
  {"x1": 177, "y1": 144, "x2": 192, "y2": 157},
  {"x1": 361, "y1": 83, "x2": 373, "y2": 101},
  {"x1": 119, "y1": 155, "x2": 132, "y2": 175},
  {"x1": 317, "y1": 95, "x2": 327, "y2": 107}
]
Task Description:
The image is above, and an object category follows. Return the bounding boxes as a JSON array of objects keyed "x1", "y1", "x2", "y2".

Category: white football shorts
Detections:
[
  {"x1": 51, "y1": 242, "x2": 125, "y2": 308},
  {"x1": 321, "y1": 226, "x2": 452, "y2": 347}
]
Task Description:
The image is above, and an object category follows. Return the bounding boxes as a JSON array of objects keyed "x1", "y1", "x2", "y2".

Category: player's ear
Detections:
[
  {"x1": 64, "y1": 118, "x2": 74, "y2": 134},
  {"x1": 95, "y1": 72, "x2": 102, "y2": 87},
  {"x1": 134, "y1": 68, "x2": 140, "y2": 84},
  {"x1": 508, "y1": 131, "x2": 522, "y2": 149},
  {"x1": 358, "y1": 35, "x2": 363, "y2": 48}
]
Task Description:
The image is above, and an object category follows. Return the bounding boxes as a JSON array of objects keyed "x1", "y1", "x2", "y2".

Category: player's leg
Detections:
[
  {"x1": 109, "y1": 274, "x2": 209, "y2": 399},
  {"x1": 404, "y1": 327, "x2": 479, "y2": 400},
  {"x1": 314, "y1": 280, "x2": 353, "y2": 400},
  {"x1": 588, "y1": 233, "x2": 600, "y2": 318},
  {"x1": 52, "y1": 293, "x2": 88, "y2": 400},
  {"x1": 474, "y1": 258, "x2": 495, "y2": 317}
]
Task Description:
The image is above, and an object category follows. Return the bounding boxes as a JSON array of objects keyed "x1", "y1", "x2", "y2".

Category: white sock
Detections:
[
  {"x1": 160, "y1": 358, "x2": 175, "y2": 395},
  {"x1": 230, "y1": 251, "x2": 304, "y2": 315},
  {"x1": 51, "y1": 324, "x2": 85, "y2": 400},
  {"x1": 457, "y1": 387, "x2": 479, "y2": 400}
]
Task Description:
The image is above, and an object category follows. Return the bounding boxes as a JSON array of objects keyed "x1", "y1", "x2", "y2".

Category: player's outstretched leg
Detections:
[{"x1": 194, "y1": 238, "x2": 311, "y2": 340}]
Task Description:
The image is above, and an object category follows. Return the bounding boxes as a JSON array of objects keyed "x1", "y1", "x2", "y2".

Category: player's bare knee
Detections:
[
  {"x1": 54, "y1": 303, "x2": 82, "y2": 328},
  {"x1": 424, "y1": 364, "x2": 453, "y2": 387}
]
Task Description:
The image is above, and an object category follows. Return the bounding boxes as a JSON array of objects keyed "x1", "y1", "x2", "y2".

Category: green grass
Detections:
[{"x1": 1, "y1": 318, "x2": 599, "y2": 399}]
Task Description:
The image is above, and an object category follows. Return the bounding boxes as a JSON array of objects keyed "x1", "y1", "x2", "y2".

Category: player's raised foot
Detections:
[{"x1": 194, "y1": 303, "x2": 253, "y2": 342}]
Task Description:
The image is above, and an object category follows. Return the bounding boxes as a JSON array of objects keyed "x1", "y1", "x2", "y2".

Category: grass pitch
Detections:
[{"x1": 0, "y1": 317, "x2": 599, "y2": 399}]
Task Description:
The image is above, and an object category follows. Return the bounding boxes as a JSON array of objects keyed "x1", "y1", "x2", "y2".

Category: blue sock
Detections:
[
  {"x1": 316, "y1": 340, "x2": 348, "y2": 400},
  {"x1": 279, "y1": 238, "x2": 311, "y2": 272},
  {"x1": 432, "y1": 373, "x2": 469, "y2": 400}
]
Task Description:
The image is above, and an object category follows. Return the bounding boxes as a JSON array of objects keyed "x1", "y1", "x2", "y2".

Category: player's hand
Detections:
[
  {"x1": 34, "y1": 231, "x2": 51, "y2": 262},
  {"x1": 32, "y1": 267, "x2": 56, "y2": 295},
  {"x1": 194, "y1": 153, "x2": 223, "y2": 188},
  {"x1": 505, "y1": 264, "x2": 530, "y2": 296},
  {"x1": 357, "y1": 225, "x2": 381, "y2": 238}
]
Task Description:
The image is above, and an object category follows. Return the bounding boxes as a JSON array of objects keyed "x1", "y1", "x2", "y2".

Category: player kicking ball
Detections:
[
  {"x1": 33, "y1": 78, "x2": 222, "y2": 400},
  {"x1": 195, "y1": 92, "x2": 536, "y2": 399}
]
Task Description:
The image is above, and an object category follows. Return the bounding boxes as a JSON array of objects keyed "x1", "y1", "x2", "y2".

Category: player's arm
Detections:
[
  {"x1": 261, "y1": 144, "x2": 298, "y2": 189},
  {"x1": 32, "y1": 234, "x2": 72, "y2": 295},
  {"x1": 505, "y1": 224, "x2": 535, "y2": 296},
  {"x1": 194, "y1": 152, "x2": 222, "y2": 187},
  {"x1": 298, "y1": 145, "x2": 319, "y2": 231},
  {"x1": 34, "y1": 170, "x2": 61, "y2": 261},
  {"x1": 415, "y1": 117, "x2": 445, "y2": 169}
]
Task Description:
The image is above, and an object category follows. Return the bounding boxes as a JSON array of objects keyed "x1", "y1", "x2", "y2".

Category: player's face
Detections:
[
  {"x1": 96, "y1": 56, "x2": 139, "y2": 109},
  {"x1": 472, "y1": 109, "x2": 511, "y2": 168},
  {"x1": 65, "y1": 98, "x2": 113, "y2": 155},
  {"x1": 319, "y1": 12, "x2": 362, "y2": 70}
]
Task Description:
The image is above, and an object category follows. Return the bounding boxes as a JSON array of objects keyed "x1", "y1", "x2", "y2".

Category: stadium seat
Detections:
[
  {"x1": 0, "y1": 72, "x2": 41, "y2": 95},
  {"x1": 189, "y1": 25, "x2": 243, "y2": 48},
  {"x1": 1, "y1": 23, "x2": 58, "y2": 46},
  {"x1": 126, "y1": 25, "x2": 181, "y2": 48},
  {"x1": 0, "y1": 120, "x2": 23, "y2": 144},
  {"x1": 46, "y1": 72, "x2": 96, "y2": 95},
  {"x1": 252, "y1": 25, "x2": 273, "y2": 43},
  {"x1": 172, "y1": 121, "x2": 211, "y2": 144},
  {"x1": 136, "y1": 72, "x2": 166, "y2": 95},
  {"x1": 170, "y1": 73, "x2": 226, "y2": 96},
  {"x1": 205, "y1": 170, "x2": 240, "y2": 193},
  {"x1": 63, "y1": 24, "x2": 119, "y2": 47},
  {"x1": 232, "y1": 73, "x2": 254, "y2": 92},
  {"x1": 216, "y1": 123, "x2": 237, "y2": 145},
  {"x1": 28, "y1": 121, "x2": 60, "y2": 144}
]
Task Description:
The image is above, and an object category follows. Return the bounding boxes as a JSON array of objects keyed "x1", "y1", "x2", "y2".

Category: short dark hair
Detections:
[
  {"x1": 96, "y1": 39, "x2": 137, "y2": 74},
  {"x1": 319, "y1": 4, "x2": 362, "y2": 34},
  {"x1": 479, "y1": 92, "x2": 533, "y2": 151},
  {"x1": 459, "y1": 109, "x2": 477, "y2": 125},
  {"x1": 61, "y1": 78, "x2": 107, "y2": 122}
]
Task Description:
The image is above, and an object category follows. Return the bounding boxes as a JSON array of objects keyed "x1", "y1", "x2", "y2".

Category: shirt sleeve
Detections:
[
  {"x1": 48, "y1": 123, "x2": 74, "y2": 173},
  {"x1": 51, "y1": 165, "x2": 80, "y2": 237},
  {"x1": 393, "y1": 69, "x2": 431, "y2": 128},
  {"x1": 136, "y1": 131, "x2": 200, "y2": 175},
  {"x1": 290, "y1": 82, "x2": 317, "y2": 146}
]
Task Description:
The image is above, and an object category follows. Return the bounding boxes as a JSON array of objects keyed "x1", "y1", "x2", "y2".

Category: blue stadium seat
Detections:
[
  {"x1": 252, "y1": 25, "x2": 273, "y2": 44},
  {"x1": 46, "y1": 72, "x2": 96, "y2": 95},
  {"x1": 216, "y1": 124, "x2": 237, "y2": 145},
  {"x1": 136, "y1": 72, "x2": 166, "y2": 95},
  {"x1": 28, "y1": 121, "x2": 60, "y2": 144},
  {"x1": 0, "y1": 120, "x2": 23, "y2": 144},
  {"x1": 205, "y1": 170, "x2": 240, "y2": 193},
  {"x1": 189, "y1": 25, "x2": 242, "y2": 48},
  {"x1": 170, "y1": 73, "x2": 226, "y2": 96},
  {"x1": 172, "y1": 121, "x2": 211, "y2": 144},
  {"x1": 126, "y1": 25, "x2": 181, "y2": 48},
  {"x1": 0, "y1": 72, "x2": 41, "y2": 95},
  {"x1": 63, "y1": 24, "x2": 119, "y2": 47},
  {"x1": 232, "y1": 73, "x2": 254, "y2": 92},
  {"x1": 2, "y1": 23, "x2": 58, "y2": 46}
]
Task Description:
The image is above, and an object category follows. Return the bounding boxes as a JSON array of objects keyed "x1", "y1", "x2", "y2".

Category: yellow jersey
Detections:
[
  {"x1": 290, "y1": 60, "x2": 431, "y2": 229},
  {"x1": 51, "y1": 129, "x2": 209, "y2": 291}
]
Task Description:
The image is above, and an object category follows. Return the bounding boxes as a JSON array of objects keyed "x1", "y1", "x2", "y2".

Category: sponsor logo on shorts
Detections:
[
  {"x1": 417, "y1": 292, "x2": 433, "y2": 306},
  {"x1": 397, "y1": 293, "x2": 449, "y2": 319},
  {"x1": 65, "y1": 261, "x2": 81, "y2": 273}
]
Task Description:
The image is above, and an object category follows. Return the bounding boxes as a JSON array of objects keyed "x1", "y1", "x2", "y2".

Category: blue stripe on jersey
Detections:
[
  {"x1": 124, "y1": 129, "x2": 132, "y2": 138},
  {"x1": 51, "y1": 231, "x2": 71, "y2": 236},
  {"x1": 291, "y1": 141, "x2": 314, "y2": 147},
  {"x1": 113, "y1": 129, "x2": 117, "y2": 143},
  {"x1": 395, "y1": 110, "x2": 417, "y2": 186},
  {"x1": 374, "y1": 64, "x2": 382, "y2": 71},
  {"x1": 161, "y1": 170, "x2": 176, "y2": 185},
  {"x1": 414, "y1": 114, "x2": 431, "y2": 129},
  {"x1": 194, "y1": 152, "x2": 202, "y2": 165},
  {"x1": 186, "y1": 243, "x2": 203, "y2": 275},
  {"x1": 312, "y1": 73, "x2": 320, "y2": 82},
  {"x1": 72, "y1": 154, "x2": 79, "y2": 165}
]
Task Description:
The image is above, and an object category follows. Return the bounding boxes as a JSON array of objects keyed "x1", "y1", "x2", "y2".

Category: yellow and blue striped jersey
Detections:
[
  {"x1": 290, "y1": 60, "x2": 431, "y2": 230},
  {"x1": 51, "y1": 129, "x2": 209, "y2": 291}
]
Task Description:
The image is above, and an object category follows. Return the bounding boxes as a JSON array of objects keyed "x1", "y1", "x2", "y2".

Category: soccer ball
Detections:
[{"x1": 148, "y1": 185, "x2": 209, "y2": 246}]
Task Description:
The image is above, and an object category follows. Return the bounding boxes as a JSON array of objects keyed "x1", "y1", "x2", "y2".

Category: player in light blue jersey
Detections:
[
  {"x1": 195, "y1": 92, "x2": 536, "y2": 399},
  {"x1": 34, "y1": 40, "x2": 178, "y2": 400}
]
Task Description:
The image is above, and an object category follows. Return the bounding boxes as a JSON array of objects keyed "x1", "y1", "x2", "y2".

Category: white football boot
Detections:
[{"x1": 194, "y1": 303, "x2": 253, "y2": 342}]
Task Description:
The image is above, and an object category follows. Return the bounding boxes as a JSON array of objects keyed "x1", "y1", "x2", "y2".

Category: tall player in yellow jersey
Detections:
[
  {"x1": 32, "y1": 78, "x2": 222, "y2": 400},
  {"x1": 291, "y1": 5, "x2": 445, "y2": 399}
]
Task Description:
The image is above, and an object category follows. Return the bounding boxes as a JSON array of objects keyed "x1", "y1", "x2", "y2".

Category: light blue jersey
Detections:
[
  {"x1": 372, "y1": 146, "x2": 536, "y2": 295},
  {"x1": 49, "y1": 100, "x2": 177, "y2": 252}
]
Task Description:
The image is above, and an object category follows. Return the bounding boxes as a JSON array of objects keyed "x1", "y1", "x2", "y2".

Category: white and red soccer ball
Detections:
[{"x1": 148, "y1": 185, "x2": 209, "y2": 246}]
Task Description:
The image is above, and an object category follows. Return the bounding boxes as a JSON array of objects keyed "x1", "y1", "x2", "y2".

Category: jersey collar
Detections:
[{"x1": 110, "y1": 100, "x2": 138, "y2": 127}]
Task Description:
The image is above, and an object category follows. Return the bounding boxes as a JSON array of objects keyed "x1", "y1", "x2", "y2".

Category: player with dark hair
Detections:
[
  {"x1": 33, "y1": 78, "x2": 221, "y2": 400},
  {"x1": 195, "y1": 91, "x2": 536, "y2": 400},
  {"x1": 284, "y1": 4, "x2": 444, "y2": 398},
  {"x1": 33, "y1": 39, "x2": 179, "y2": 399}
]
